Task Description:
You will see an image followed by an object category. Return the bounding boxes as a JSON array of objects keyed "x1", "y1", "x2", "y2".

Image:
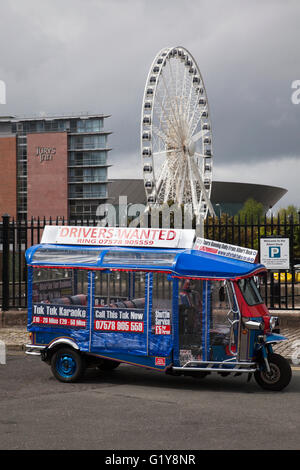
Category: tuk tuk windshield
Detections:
[{"x1": 238, "y1": 277, "x2": 263, "y2": 306}]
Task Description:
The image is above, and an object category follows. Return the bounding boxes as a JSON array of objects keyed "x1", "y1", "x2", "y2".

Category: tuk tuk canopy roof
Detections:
[{"x1": 25, "y1": 244, "x2": 266, "y2": 280}]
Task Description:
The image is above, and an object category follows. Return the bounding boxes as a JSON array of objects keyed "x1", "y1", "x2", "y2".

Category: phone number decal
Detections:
[{"x1": 94, "y1": 320, "x2": 144, "y2": 333}]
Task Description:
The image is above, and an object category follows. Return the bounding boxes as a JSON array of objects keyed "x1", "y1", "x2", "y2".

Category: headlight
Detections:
[{"x1": 269, "y1": 316, "x2": 279, "y2": 331}]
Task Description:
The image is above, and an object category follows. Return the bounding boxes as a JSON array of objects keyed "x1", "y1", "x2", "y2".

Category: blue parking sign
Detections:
[{"x1": 269, "y1": 246, "x2": 281, "y2": 258}]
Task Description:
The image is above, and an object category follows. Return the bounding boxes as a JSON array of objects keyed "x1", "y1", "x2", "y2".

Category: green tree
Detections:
[
  {"x1": 276, "y1": 205, "x2": 300, "y2": 259},
  {"x1": 237, "y1": 198, "x2": 264, "y2": 223},
  {"x1": 277, "y1": 204, "x2": 299, "y2": 221}
]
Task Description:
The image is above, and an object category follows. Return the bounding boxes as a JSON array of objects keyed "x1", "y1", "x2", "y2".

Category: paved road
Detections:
[{"x1": 0, "y1": 352, "x2": 299, "y2": 450}]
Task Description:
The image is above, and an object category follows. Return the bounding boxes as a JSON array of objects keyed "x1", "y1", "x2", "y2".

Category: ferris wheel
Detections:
[{"x1": 141, "y1": 46, "x2": 215, "y2": 221}]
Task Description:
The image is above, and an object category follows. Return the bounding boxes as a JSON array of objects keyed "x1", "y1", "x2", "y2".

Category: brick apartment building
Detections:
[{"x1": 0, "y1": 114, "x2": 111, "y2": 220}]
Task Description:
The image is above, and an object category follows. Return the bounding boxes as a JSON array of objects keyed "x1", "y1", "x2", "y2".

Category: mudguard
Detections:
[
  {"x1": 48, "y1": 338, "x2": 80, "y2": 350},
  {"x1": 265, "y1": 332, "x2": 288, "y2": 344}
]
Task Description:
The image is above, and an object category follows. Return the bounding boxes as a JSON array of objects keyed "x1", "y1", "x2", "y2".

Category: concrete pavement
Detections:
[
  {"x1": 1, "y1": 323, "x2": 300, "y2": 365},
  {"x1": 1, "y1": 354, "x2": 300, "y2": 450}
]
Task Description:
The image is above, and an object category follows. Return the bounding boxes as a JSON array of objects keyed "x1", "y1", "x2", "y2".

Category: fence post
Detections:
[{"x1": 2, "y1": 214, "x2": 10, "y2": 311}]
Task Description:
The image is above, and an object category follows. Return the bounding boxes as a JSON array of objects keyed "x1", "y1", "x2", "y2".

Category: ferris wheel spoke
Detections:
[
  {"x1": 152, "y1": 119, "x2": 180, "y2": 151},
  {"x1": 167, "y1": 59, "x2": 182, "y2": 124},
  {"x1": 166, "y1": 155, "x2": 183, "y2": 203},
  {"x1": 154, "y1": 160, "x2": 172, "y2": 202},
  {"x1": 188, "y1": 83, "x2": 205, "y2": 133},
  {"x1": 179, "y1": 65, "x2": 188, "y2": 117},
  {"x1": 191, "y1": 129, "x2": 208, "y2": 143},
  {"x1": 153, "y1": 92, "x2": 182, "y2": 143},
  {"x1": 153, "y1": 148, "x2": 181, "y2": 157},
  {"x1": 189, "y1": 108, "x2": 202, "y2": 137},
  {"x1": 190, "y1": 114, "x2": 205, "y2": 141},
  {"x1": 176, "y1": 160, "x2": 188, "y2": 206},
  {"x1": 160, "y1": 72, "x2": 184, "y2": 138},
  {"x1": 175, "y1": 55, "x2": 180, "y2": 102},
  {"x1": 182, "y1": 64, "x2": 195, "y2": 120},
  {"x1": 187, "y1": 157, "x2": 199, "y2": 212},
  {"x1": 194, "y1": 152, "x2": 205, "y2": 158},
  {"x1": 163, "y1": 170, "x2": 173, "y2": 204},
  {"x1": 190, "y1": 156, "x2": 215, "y2": 216},
  {"x1": 151, "y1": 124, "x2": 169, "y2": 146},
  {"x1": 152, "y1": 86, "x2": 171, "y2": 147},
  {"x1": 184, "y1": 76, "x2": 194, "y2": 126},
  {"x1": 154, "y1": 91, "x2": 167, "y2": 146}
]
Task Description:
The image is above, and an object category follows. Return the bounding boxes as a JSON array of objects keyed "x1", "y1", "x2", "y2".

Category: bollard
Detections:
[
  {"x1": 2, "y1": 214, "x2": 10, "y2": 311},
  {"x1": 0, "y1": 340, "x2": 6, "y2": 365}
]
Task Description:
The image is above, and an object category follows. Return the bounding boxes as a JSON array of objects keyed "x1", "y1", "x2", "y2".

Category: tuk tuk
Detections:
[{"x1": 25, "y1": 226, "x2": 291, "y2": 391}]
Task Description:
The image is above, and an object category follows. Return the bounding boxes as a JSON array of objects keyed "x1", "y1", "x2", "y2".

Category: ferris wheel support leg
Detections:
[
  {"x1": 187, "y1": 156, "x2": 199, "y2": 216},
  {"x1": 190, "y1": 156, "x2": 216, "y2": 217},
  {"x1": 195, "y1": 215, "x2": 205, "y2": 238}
]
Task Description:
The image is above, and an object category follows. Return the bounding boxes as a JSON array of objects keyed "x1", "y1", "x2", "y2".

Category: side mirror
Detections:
[{"x1": 219, "y1": 286, "x2": 225, "y2": 302}]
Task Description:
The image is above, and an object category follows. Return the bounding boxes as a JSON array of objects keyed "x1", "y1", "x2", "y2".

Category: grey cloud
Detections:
[{"x1": 0, "y1": 0, "x2": 299, "y2": 173}]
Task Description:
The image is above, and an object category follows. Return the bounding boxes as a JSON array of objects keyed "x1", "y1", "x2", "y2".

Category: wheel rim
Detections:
[
  {"x1": 141, "y1": 46, "x2": 215, "y2": 222},
  {"x1": 260, "y1": 363, "x2": 281, "y2": 385},
  {"x1": 56, "y1": 354, "x2": 77, "y2": 378}
]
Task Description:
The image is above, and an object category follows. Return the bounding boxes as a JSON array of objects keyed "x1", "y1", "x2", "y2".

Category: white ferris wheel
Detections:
[{"x1": 141, "y1": 46, "x2": 216, "y2": 221}]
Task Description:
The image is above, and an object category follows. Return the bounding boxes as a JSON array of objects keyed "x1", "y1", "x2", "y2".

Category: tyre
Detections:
[
  {"x1": 96, "y1": 358, "x2": 120, "y2": 371},
  {"x1": 50, "y1": 347, "x2": 86, "y2": 383},
  {"x1": 254, "y1": 353, "x2": 292, "y2": 391}
]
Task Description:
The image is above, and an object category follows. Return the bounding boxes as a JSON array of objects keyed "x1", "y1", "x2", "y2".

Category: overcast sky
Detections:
[{"x1": 0, "y1": 0, "x2": 299, "y2": 210}]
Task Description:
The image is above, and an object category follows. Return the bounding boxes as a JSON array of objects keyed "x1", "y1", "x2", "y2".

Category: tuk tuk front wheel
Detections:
[
  {"x1": 50, "y1": 347, "x2": 86, "y2": 383},
  {"x1": 254, "y1": 353, "x2": 291, "y2": 391}
]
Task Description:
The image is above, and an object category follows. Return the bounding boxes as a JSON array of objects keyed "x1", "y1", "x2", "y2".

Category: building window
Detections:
[
  {"x1": 68, "y1": 167, "x2": 106, "y2": 183},
  {"x1": 69, "y1": 134, "x2": 107, "y2": 150},
  {"x1": 36, "y1": 121, "x2": 44, "y2": 132},
  {"x1": 69, "y1": 183, "x2": 107, "y2": 199},
  {"x1": 68, "y1": 151, "x2": 107, "y2": 167},
  {"x1": 69, "y1": 200, "x2": 102, "y2": 218},
  {"x1": 77, "y1": 119, "x2": 103, "y2": 133}
]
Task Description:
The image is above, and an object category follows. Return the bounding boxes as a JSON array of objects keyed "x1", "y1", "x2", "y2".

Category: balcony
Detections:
[
  {"x1": 68, "y1": 160, "x2": 110, "y2": 168},
  {"x1": 68, "y1": 193, "x2": 108, "y2": 200},
  {"x1": 68, "y1": 176, "x2": 107, "y2": 183}
]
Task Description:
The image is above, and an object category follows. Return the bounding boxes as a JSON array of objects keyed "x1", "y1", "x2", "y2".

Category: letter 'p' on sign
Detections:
[
  {"x1": 269, "y1": 246, "x2": 281, "y2": 258},
  {"x1": 0, "y1": 80, "x2": 6, "y2": 104}
]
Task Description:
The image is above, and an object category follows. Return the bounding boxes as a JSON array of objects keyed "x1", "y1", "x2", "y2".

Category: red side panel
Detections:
[{"x1": 233, "y1": 281, "x2": 270, "y2": 320}]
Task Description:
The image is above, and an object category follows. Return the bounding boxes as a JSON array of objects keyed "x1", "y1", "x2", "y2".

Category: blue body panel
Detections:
[{"x1": 25, "y1": 243, "x2": 266, "y2": 279}]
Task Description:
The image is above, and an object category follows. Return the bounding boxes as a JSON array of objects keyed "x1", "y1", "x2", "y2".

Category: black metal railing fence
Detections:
[{"x1": 1, "y1": 212, "x2": 299, "y2": 310}]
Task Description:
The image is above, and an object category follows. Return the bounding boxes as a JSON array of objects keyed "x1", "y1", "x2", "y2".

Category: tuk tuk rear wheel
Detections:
[
  {"x1": 254, "y1": 353, "x2": 291, "y2": 391},
  {"x1": 50, "y1": 347, "x2": 86, "y2": 383}
]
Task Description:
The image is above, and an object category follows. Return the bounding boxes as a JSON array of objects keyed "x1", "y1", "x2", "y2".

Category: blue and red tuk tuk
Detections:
[{"x1": 25, "y1": 226, "x2": 291, "y2": 391}]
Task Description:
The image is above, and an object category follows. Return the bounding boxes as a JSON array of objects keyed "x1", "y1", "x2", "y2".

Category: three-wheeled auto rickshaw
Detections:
[{"x1": 25, "y1": 226, "x2": 292, "y2": 391}]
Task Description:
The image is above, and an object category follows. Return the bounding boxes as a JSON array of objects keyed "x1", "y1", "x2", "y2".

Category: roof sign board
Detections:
[
  {"x1": 41, "y1": 226, "x2": 195, "y2": 249},
  {"x1": 193, "y1": 238, "x2": 257, "y2": 263},
  {"x1": 260, "y1": 238, "x2": 290, "y2": 270}
]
